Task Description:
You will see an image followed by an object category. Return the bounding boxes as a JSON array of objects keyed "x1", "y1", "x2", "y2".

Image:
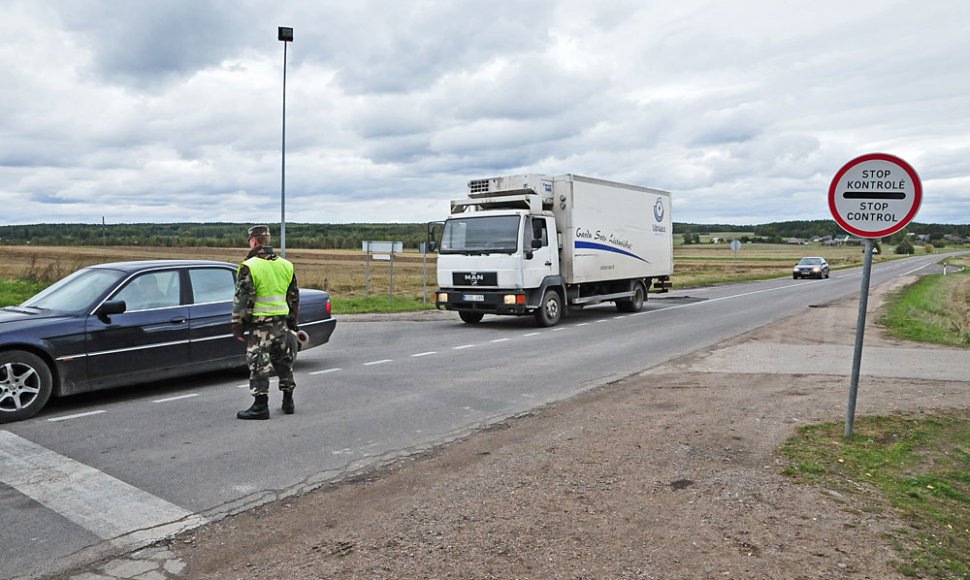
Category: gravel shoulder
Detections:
[{"x1": 169, "y1": 277, "x2": 970, "y2": 579}]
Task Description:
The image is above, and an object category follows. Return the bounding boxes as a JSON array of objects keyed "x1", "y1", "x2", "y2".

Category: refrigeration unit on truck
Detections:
[{"x1": 434, "y1": 174, "x2": 673, "y2": 327}]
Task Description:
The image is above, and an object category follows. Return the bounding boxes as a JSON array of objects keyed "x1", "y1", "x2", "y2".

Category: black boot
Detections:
[
  {"x1": 237, "y1": 394, "x2": 269, "y2": 420},
  {"x1": 281, "y1": 391, "x2": 294, "y2": 415}
]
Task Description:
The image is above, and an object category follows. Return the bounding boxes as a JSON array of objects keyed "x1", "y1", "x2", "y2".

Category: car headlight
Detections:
[
  {"x1": 812, "y1": 266, "x2": 820, "y2": 273},
  {"x1": 793, "y1": 266, "x2": 799, "y2": 272}
]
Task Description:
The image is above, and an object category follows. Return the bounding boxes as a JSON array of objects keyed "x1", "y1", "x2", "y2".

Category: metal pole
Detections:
[
  {"x1": 280, "y1": 40, "x2": 287, "y2": 258},
  {"x1": 845, "y1": 238, "x2": 875, "y2": 437},
  {"x1": 389, "y1": 251, "x2": 394, "y2": 308}
]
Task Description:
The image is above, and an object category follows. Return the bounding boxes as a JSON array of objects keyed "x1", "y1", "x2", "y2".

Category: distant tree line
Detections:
[
  {"x1": 0, "y1": 223, "x2": 433, "y2": 250},
  {"x1": 675, "y1": 220, "x2": 970, "y2": 246},
  {"x1": 0, "y1": 220, "x2": 967, "y2": 250}
]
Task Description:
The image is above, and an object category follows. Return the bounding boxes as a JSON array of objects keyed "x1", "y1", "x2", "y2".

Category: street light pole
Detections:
[{"x1": 278, "y1": 26, "x2": 293, "y2": 258}]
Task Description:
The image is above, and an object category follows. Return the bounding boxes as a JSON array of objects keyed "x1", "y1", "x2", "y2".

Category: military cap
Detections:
[{"x1": 247, "y1": 225, "x2": 270, "y2": 239}]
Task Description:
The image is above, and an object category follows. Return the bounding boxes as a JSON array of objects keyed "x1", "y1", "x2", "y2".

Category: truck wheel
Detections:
[
  {"x1": 617, "y1": 283, "x2": 645, "y2": 313},
  {"x1": 459, "y1": 311, "x2": 484, "y2": 324},
  {"x1": 534, "y1": 290, "x2": 562, "y2": 327},
  {"x1": 0, "y1": 350, "x2": 54, "y2": 424}
]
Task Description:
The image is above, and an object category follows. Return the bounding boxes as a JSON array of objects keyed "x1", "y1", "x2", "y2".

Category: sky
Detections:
[{"x1": 1, "y1": 0, "x2": 968, "y2": 227}]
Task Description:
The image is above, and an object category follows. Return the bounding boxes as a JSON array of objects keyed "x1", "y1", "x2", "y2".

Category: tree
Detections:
[{"x1": 895, "y1": 237, "x2": 915, "y2": 255}]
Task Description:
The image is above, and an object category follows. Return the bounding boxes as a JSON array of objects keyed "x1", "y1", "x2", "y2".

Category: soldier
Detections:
[{"x1": 232, "y1": 225, "x2": 301, "y2": 419}]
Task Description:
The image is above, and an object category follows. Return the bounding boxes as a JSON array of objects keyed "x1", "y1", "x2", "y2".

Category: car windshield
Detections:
[
  {"x1": 20, "y1": 268, "x2": 126, "y2": 312},
  {"x1": 439, "y1": 215, "x2": 521, "y2": 254},
  {"x1": 798, "y1": 258, "x2": 822, "y2": 265}
]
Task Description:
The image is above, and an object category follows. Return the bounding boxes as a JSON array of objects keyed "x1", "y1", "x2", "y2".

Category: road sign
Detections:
[{"x1": 828, "y1": 153, "x2": 922, "y2": 238}]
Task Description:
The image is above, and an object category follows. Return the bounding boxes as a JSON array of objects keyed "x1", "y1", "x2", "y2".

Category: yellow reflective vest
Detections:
[{"x1": 242, "y1": 256, "x2": 294, "y2": 316}]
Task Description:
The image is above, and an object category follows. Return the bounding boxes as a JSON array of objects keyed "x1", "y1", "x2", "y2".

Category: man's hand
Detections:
[{"x1": 232, "y1": 322, "x2": 245, "y2": 342}]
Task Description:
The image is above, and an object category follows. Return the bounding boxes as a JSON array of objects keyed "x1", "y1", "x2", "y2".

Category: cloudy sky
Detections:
[{"x1": 2, "y1": 1, "x2": 968, "y2": 227}]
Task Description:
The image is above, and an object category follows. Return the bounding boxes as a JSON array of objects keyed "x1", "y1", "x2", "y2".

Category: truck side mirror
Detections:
[{"x1": 531, "y1": 238, "x2": 543, "y2": 249}]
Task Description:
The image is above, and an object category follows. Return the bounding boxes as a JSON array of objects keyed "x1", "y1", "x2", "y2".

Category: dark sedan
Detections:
[
  {"x1": 0, "y1": 260, "x2": 335, "y2": 423},
  {"x1": 792, "y1": 256, "x2": 830, "y2": 279}
]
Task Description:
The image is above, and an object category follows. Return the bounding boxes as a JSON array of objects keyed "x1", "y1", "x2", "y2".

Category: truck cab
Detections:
[{"x1": 435, "y1": 176, "x2": 565, "y2": 325}]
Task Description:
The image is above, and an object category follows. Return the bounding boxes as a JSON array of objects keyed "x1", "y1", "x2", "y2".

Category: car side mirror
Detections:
[{"x1": 96, "y1": 300, "x2": 127, "y2": 320}]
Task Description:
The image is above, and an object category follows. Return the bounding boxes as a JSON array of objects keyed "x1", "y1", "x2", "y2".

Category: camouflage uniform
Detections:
[{"x1": 232, "y1": 245, "x2": 300, "y2": 397}]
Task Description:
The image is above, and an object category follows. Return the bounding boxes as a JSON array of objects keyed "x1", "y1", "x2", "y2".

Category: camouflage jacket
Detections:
[{"x1": 231, "y1": 246, "x2": 300, "y2": 334}]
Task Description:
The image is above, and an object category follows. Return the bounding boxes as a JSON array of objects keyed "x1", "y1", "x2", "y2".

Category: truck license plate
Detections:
[{"x1": 463, "y1": 294, "x2": 485, "y2": 302}]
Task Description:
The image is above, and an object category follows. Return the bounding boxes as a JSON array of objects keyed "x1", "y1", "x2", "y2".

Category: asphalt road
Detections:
[{"x1": 0, "y1": 251, "x2": 961, "y2": 579}]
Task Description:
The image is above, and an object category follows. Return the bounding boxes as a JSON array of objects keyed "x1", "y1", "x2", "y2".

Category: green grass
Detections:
[
  {"x1": 330, "y1": 294, "x2": 437, "y2": 314},
  {"x1": 879, "y1": 261, "x2": 970, "y2": 346},
  {"x1": 0, "y1": 279, "x2": 47, "y2": 306},
  {"x1": 778, "y1": 414, "x2": 970, "y2": 579}
]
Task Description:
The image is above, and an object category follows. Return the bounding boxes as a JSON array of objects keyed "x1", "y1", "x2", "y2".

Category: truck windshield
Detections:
[{"x1": 439, "y1": 215, "x2": 521, "y2": 254}]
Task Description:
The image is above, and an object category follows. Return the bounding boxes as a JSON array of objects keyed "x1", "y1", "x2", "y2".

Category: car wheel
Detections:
[
  {"x1": 617, "y1": 282, "x2": 645, "y2": 313},
  {"x1": 793, "y1": 274, "x2": 799, "y2": 279},
  {"x1": 0, "y1": 350, "x2": 54, "y2": 423},
  {"x1": 534, "y1": 289, "x2": 562, "y2": 327},
  {"x1": 459, "y1": 311, "x2": 484, "y2": 324}
]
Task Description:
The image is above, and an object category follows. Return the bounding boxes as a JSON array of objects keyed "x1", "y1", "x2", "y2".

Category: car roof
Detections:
[{"x1": 85, "y1": 259, "x2": 237, "y2": 274}]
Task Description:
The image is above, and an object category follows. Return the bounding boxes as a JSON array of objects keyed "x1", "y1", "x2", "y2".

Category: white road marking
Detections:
[
  {"x1": 490, "y1": 338, "x2": 510, "y2": 343},
  {"x1": 524, "y1": 332, "x2": 541, "y2": 337},
  {"x1": 552, "y1": 327, "x2": 567, "y2": 332},
  {"x1": 576, "y1": 323, "x2": 590, "y2": 327},
  {"x1": 309, "y1": 368, "x2": 342, "y2": 375},
  {"x1": 46, "y1": 410, "x2": 106, "y2": 422},
  {"x1": 453, "y1": 344, "x2": 476, "y2": 350},
  {"x1": 411, "y1": 351, "x2": 437, "y2": 357},
  {"x1": 0, "y1": 431, "x2": 205, "y2": 542},
  {"x1": 152, "y1": 394, "x2": 199, "y2": 403},
  {"x1": 364, "y1": 359, "x2": 392, "y2": 366}
]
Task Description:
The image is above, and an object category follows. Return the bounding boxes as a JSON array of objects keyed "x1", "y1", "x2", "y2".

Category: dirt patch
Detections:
[{"x1": 171, "y1": 278, "x2": 968, "y2": 579}]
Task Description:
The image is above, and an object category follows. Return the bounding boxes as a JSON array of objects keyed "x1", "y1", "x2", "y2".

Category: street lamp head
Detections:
[{"x1": 278, "y1": 26, "x2": 293, "y2": 42}]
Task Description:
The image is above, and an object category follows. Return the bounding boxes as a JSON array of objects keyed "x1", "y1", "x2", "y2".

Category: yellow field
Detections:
[{"x1": 0, "y1": 242, "x2": 935, "y2": 300}]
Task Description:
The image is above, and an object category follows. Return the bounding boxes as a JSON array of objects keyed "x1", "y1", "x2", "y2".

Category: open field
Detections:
[{"x1": 0, "y1": 242, "x2": 954, "y2": 307}]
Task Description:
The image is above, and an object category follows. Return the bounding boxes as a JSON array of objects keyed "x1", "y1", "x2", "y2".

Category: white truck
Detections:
[{"x1": 434, "y1": 174, "x2": 673, "y2": 326}]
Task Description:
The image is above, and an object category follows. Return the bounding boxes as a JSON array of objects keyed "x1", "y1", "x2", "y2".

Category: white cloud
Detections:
[{"x1": 0, "y1": 0, "x2": 968, "y2": 227}]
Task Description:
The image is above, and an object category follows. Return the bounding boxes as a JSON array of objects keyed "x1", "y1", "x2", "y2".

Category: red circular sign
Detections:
[{"x1": 828, "y1": 153, "x2": 922, "y2": 238}]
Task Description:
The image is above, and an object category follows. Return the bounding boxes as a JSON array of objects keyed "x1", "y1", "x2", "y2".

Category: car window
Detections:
[
  {"x1": 189, "y1": 268, "x2": 235, "y2": 304},
  {"x1": 22, "y1": 268, "x2": 126, "y2": 312},
  {"x1": 114, "y1": 271, "x2": 182, "y2": 311}
]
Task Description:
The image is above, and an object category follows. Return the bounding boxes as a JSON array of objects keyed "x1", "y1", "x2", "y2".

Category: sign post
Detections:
[
  {"x1": 829, "y1": 153, "x2": 922, "y2": 437},
  {"x1": 730, "y1": 239, "x2": 742, "y2": 277},
  {"x1": 362, "y1": 241, "x2": 404, "y2": 307}
]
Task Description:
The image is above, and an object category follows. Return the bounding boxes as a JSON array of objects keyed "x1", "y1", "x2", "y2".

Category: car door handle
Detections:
[
  {"x1": 545, "y1": 261, "x2": 552, "y2": 266},
  {"x1": 170, "y1": 316, "x2": 188, "y2": 325}
]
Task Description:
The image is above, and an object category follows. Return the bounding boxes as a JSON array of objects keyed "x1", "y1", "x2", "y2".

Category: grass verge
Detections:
[
  {"x1": 331, "y1": 294, "x2": 437, "y2": 314},
  {"x1": 778, "y1": 414, "x2": 970, "y2": 578},
  {"x1": 879, "y1": 257, "x2": 970, "y2": 346}
]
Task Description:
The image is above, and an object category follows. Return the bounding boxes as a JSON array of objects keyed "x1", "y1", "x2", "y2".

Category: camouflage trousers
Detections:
[{"x1": 245, "y1": 316, "x2": 295, "y2": 396}]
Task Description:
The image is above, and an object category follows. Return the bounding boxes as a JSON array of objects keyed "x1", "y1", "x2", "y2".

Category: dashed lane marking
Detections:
[
  {"x1": 152, "y1": 393, "x2": 199, "y2": 403},
  {"x1": 309, "y1": 368, "x2": 342, "y2": 375},
  {"x1": 46, "y1": 410, "x2": 106, "y2": 422},
  {"x1": 411, "y1": 351, "x2": 437, "y2": 357},
  {"x1": 363, "y1": 359, "x2": 392, "y2": 366}
]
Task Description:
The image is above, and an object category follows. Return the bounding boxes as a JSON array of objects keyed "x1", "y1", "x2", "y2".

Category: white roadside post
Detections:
[{"x1": 828, "y1": 153, "x2": 922, "y2": 437}]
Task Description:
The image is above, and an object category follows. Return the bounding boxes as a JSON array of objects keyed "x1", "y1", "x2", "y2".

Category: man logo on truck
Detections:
[{"x1": 654, "y1": 198, "x2": 665, "y2": 222}]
